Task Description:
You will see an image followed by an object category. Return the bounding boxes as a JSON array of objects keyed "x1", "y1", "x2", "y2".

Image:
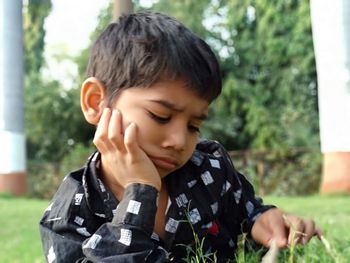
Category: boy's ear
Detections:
[{"x1": 81, "y1": 77, "x2": 106, "y2": 125}]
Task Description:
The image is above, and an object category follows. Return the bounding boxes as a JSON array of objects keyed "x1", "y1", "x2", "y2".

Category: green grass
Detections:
[
  {"x1": 262, "y1": 195, "x2": 350, "y2": 263},
  {"x1": 0, "y1": 194, "x2": 349, "y2": 262},
  {"x1": 0, "y1": 194, "x2": 49, "y2": 263}
]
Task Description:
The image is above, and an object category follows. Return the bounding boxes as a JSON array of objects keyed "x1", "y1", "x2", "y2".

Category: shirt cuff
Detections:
[
  {"x1": 112, "y1": 183, "x2": 159, "y2": 236},
  {"x1": 246, "y1": 205, "x2": 276, "y2": 235}
]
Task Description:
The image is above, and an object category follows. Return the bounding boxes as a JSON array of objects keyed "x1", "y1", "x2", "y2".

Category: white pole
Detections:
[
  {"x1": 113, "y1": 0, "x2": 133, "y2": 21},
  {"x1": 0, "y1": 0, "x2": 26, "y2": 195},
  {"x1": 310, "y1": 0, "x2": 350, "y2": 193}
]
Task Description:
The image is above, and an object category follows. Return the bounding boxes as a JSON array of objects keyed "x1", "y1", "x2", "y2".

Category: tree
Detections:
[
  {"x1": 202, "y1": 0, "x2": 319, "y2": 151},
  {"x1": 24, "y1": 0, "x2": 94, "y2": 164}
]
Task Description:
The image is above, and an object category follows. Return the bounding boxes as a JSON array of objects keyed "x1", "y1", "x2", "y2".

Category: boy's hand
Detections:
[
  {"x1": 251, "y1": 208, "x2": 322, "y2": 248},
  {"x1": 93, "y1": 108, "x2": 161, "y2": 191}
]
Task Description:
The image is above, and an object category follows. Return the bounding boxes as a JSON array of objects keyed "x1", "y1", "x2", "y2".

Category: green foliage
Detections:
[
  {"x1": 24, "y1": 0, "x2": 52, "y2": 79},
  {"x1": 24, "y1": 0, "x2": 95, "y2": 195},
  {"x1": 204, "y1": 0, "x2": 319, "y2": 151},
  {"x1": 231, "y1": 148, "x2": 322, "y2": 195},
  {"x1": 27, "y1": 143, "x2": 95, "y2": 199},
  {"x1": 25, "y1": 79, "x2": 94, "y2": 162}
]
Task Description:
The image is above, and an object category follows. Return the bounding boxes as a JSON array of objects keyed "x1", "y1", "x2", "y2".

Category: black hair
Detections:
[{"x1": 86, "y1": 11, "x2": 222, "y2": 104}]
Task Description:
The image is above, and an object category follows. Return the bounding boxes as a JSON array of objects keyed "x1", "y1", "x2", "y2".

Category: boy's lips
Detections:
[{"x1": 149, "y1": 155, "x2": 179, "y2": 170}]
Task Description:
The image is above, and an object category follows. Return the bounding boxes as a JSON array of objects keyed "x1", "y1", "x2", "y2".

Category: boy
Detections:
[{"x1": 40, "y1": 11, "x2": 320, "y2": 262}]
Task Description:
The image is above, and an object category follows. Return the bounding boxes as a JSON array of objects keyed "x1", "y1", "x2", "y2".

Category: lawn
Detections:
[{"x1": 0, "y1": 194, "x2": 349, "y2": 263}]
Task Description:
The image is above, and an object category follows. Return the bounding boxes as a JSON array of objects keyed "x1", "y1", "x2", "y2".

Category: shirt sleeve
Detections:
[
  {"x1": 40, "y1": 182, "x2": 169, "y2": 263},
  {"x1": 213, "y1": 142, "x2": 275, "y2": 236}
]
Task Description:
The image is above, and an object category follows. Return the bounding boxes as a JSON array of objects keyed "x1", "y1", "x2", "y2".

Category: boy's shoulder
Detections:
[
  {"x1": 187, "y1": 138, "x2": 234, "y2": 173},
  {"x1": 196, "y1": 138, "x2": 226, "y2": 155},
  {"x1": 194, "y1": 138, "x2": 232, "y2": 163}
]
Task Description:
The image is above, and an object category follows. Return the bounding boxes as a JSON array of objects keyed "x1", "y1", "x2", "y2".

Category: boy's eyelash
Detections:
[
  {"x1": 189, "y1": 125, "x2": 200, "y2": 133},
  {"x1": 149, "y1": 112, "x2": 170, "y2": 123},
  {"x1": 148, "y1": 111, "x2": 201, "y2": 133}
]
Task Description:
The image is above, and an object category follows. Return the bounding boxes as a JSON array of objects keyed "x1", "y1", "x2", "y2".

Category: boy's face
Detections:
[{"x1": 112, "y1": 79, "x2": 209, "y2": 178}]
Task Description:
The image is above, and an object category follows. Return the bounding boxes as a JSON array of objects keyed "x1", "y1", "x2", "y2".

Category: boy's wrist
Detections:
[
  {"x1": 124, "y1": 180, "x2": 161, "y2": 192},
  {"x1": 112, "y1": 183, "x2": 159, "y2": 235}
]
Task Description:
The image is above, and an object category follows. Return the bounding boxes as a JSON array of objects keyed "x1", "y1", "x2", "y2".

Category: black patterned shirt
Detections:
[{"x1": 39, "y1": 139, "x2": 273, "y2": 262}]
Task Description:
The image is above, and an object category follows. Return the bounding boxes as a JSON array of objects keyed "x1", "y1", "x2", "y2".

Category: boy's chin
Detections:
[{"x1": 157, "y1": 167, "x2": 174, "y2": 179}]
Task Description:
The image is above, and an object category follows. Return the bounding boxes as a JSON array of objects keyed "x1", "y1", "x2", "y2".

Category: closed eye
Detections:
[
  {"x1": 148, "y1": 111, "x2": 170, "y2": 124},
  {"x1": 188, "y1": 125, "x2": 200, "y2": 133}
]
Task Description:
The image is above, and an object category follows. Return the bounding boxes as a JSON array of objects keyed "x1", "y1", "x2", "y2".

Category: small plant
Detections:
[
  {"x1": 174, "y1": 204, "x2": 346, "y2": 263},
  {"x1": 176, "y1": 203, "x2": 218, "y2": 263}
]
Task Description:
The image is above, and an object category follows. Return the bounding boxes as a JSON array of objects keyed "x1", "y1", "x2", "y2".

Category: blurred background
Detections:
[{"x1": 0, "y1": 0, "x2": 349, "y2": 262}]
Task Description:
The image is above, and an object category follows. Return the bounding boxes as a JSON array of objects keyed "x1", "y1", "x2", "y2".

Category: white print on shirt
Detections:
[
  {"x1": 119, "y1": 229, "x2": 132, "y2": 246},
  {"x1": 191, "y1": 151, "x2": 204, "y2": 166},
  {"x1": 76, "y1": 227, "x2": 91, "y2": 237},
  {"x1": 229, "y1": 239, "x2": 235, "y2": 248},
  {"x1": 83, "y1": 234, "x2": 102, "y2": 250},
  {"x1": 245, "y1": 201, "x2": 255, "y2": 216},
  {"x1": 209, "y1": 158, "x2": 221, "y2": 169},
  {"x1": 97, "y1": 178, "x2": 106, "y2": 192},
  {"x1": 202, "y1": 221, "x2": 213, "y2": 229},
  {"x1": 201, "y1": 171, "x2": 214, "y2": 185},
  {"x1": 221, "y1": 180, "x2": 232, "y2": 196},
  {"x1": 126, "y1": 200, "x2": 142, "y2": 215},
  {"x1": 151, "y1": 232, "x2": 160, "y2": 241},
  {"x1": 74, "y1": 193, "x2": 84, "y2": 205},
  {"x1": 165, "y1": 217, "x2": 179, "y2": 233},
  {"x1": 211, "y1": 202, "x2": 218, "y2": 215},
  {"x1": 213, "y1": 150, "x2": 222, "y2": 157},
  {"x1": 112, "y1": 208, "x2": 117, "y2": 216},
  {"x1": 45, "y1": 202, "x2": 53, "y2": 212},
  {"x1": 94, "y1": 212, "x2": 106, "y2": 218},
  {"x1": 187, "y1": 179, "x2": 197, "y2": 188},
  {"x1": 189, "y1": 208, "x2": 201, "y2": 224},
  {"x1": 233, "y1": 189, "x2": 242, "y2": 204},
  {"x1": 74, "y1": 216, "x2": 84, "y2": 226},
  {"x1": 251, "y1": 212, "x2": 261, "y2": 222},
  {"x1": 46, "y1": 217, "x2": 62, "y2": 222},
  {"x1": 175, "y1": 193, "x2": 188, "y2": 207},
  {"x1": 47, "y1": 246, "x2": 56, "y2": 263}
]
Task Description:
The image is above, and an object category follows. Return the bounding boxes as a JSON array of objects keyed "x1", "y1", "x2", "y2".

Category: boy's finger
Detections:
[
  {"x1": 301, "y1": 218, "x2": 315, "y2": 244},
  {"x1": 252, "y1": 210, "x2": 287, "y2": 248},
  {"x1": 108, "y1": 109, "x2": 124, "y2": 151},
  {"x1": 284, "y1": 214, "x2": 305, "y2": 245},
  {"x1": 124, "y1": 122, "x2": 138, "y2": 155},
  {"x1": 270, "y1": 215, "x2": 288, "y2": 247},
  {"x1": 93, "y1": 108, "x2": 111, "y2": 151},
  {"x1": 251, "y1": 221, "x2": 273, "y2": 247}
]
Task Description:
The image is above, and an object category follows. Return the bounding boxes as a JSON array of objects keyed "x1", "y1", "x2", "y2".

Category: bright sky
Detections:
[
  {"x1": 43, "y1": 0, "x2": 110, "y2": 87},
  {"x1": 45, "y1": 0, "x2": 110, "y2": 55},
  {"x1": 43, "y1": 0, "x2": 155, "y2": 87}
]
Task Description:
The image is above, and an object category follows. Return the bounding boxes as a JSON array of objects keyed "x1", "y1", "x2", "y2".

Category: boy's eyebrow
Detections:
[{"x1": 149, "y1": 99, "x2": 208, "y2": 120}]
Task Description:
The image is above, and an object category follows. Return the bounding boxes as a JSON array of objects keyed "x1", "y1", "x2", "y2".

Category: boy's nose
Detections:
[{"x1": 163, "y1": 129, "x2": 186, "y2": 151}]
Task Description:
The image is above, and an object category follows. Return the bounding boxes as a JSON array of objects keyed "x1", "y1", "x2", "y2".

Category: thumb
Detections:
[
  {"x1": 252, "y1": 210, "x2": 288, "y2": 248},
  {"x1": 271, "y1": 218, "x2": 288, "y2": 248},
  {"x1": 251, "y1": 220, "x2": 275, "y2": 247}
]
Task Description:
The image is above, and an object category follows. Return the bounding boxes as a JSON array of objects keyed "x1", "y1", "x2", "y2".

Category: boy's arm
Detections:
[
  {"x1": 210, "y1": 141, "x2": 320, "y2": 248},
  {"x1": 81, "y1": 183, "x2": 168, "y2": 262},
  {"x1": 39, "y1": 178, "x2": 168, "y2": 262},
  {"x1": 202, "y1": 140, "x2": 275, "y2": 236}
]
